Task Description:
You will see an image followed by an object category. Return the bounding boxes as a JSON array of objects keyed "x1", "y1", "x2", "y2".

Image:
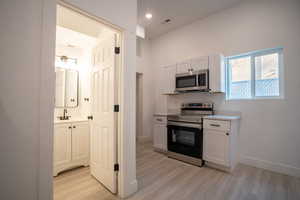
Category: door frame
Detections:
[{"x1": 38, "y1": 0, "x2": 128, "y2": 199}]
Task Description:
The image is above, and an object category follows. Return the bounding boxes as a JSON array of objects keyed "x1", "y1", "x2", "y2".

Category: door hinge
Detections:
[
  {"x1": 114, "y1": 105, "x2": 120, "y2": 112},
  {"x1": 114, "y1": 164, "x2": 119, "y2": 171},
  {"x1": 87, "y1": 115, "x2": 93, "y2": 120},
  {"x1": 114, "y1": 47, "x2": 120, "y2": 54}
]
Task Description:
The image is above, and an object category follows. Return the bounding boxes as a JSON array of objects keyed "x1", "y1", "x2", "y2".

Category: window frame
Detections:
[{"x1": 225, "y1": 47, "x2": 284, "y2": 100}]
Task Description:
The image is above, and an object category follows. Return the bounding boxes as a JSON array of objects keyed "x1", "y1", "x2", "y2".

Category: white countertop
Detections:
[
  {"x1": 203, "y1": 115, "x2": 240, "y2": 121},
  {"x1": 153, "y1": 113, "x2": 179, "y2": 116},
  {"x1": 54, "y1": 118, "x2": 89, "y2": 124}
]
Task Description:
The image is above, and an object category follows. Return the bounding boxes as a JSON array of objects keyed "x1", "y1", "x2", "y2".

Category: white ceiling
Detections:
[
  {"x1": 57, "y1": 5, "x2": 114, "y2": 39},
  {"x1": 138, "y1": 0, "x2": 243, "y2": 39},
  {"x1": 56, "y1": 26, "x2": 98, "y2": 49}
]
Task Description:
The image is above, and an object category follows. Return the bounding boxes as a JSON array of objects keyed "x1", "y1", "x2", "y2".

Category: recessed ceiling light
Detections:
[{"x1": 145, "y1": 13, "x2": 153, "y2": 19}]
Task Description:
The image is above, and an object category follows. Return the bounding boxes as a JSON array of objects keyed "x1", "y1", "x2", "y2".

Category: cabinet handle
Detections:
[
  {"x1": 73, "y1": 126, "x2": 76, "y2": 128},
  {"x1": 68, "y1": 126, "x2": 72, "y2": 129},
  {"x1": 156, "y1": 119, "x2": 163, "y2": 122},
  {"x1": 210, "y1": 124, "x2": 220, "y2": 127},
  {"x1": 226, "y1": 133, "x2": 229, "y2": 136}
]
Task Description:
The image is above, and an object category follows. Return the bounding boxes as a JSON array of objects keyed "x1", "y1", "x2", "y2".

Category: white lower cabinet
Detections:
[
  {"x1": 203, "y1": 119, "x2": 239, "y2": 171},
  {"x1": 153, "y1": 116, "x2": 167, "y2": 152},
  {"x1": 54, "y1": 121, "x2": 90, "y2": 176},
  {"x1": 203, "y1": 129, "x2": 230, "y2": 166}
]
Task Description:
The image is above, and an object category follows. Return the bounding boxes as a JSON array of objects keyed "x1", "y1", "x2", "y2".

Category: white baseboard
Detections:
[
  {"x1": 137, "y1": 135, "x2": 152, "y2": 143},
  {"x1": 240, "y1": 155, "x2": 300, "y2": 178},
  {"x1": 120, "y1": 179, "x2": 138, "y2": 198}
]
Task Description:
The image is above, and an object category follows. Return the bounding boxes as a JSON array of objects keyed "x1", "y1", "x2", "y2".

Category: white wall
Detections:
[
  {"x1": 0, "y1": 0, "x2": 56, "y2": 199},
  {"x1": 0, "y1": 0, "x2": 137, "y2": 199},
  {"x1": 136, "y1": 38, "x2": 155, "y2": 141},
  {"x1": 151, "y1": 0, "x2": 300, "y2": 176}
]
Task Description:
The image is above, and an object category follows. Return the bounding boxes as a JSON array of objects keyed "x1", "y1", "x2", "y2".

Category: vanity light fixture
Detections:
[{"x1": 145, "y1": 13, "x2": 153, "y2": 19}]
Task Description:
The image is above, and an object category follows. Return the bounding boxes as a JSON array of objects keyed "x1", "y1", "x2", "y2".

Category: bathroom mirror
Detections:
[{"x1": 55, "y1": 68, "x2": 79, "y2": 108}]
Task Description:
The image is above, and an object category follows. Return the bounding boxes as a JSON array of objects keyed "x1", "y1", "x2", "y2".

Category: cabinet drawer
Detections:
[
  {"x1": 153, "y1": 116, "x2": 167, "y2": 124},
  {"x1": 204, "y1": 119, "x2": 230, "y2": 131}
]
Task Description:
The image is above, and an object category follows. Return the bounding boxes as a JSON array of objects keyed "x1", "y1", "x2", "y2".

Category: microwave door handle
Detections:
[{"x1": 207, "y1": 70, "x2": 209, "y2": 89}]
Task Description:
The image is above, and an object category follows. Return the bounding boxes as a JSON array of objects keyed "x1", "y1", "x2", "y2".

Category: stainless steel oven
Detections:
[
  {"x1": 175, "y1": 69, "x2": 209, "y2": 92},
  {"x1": 167, "y1": 102, "x2": 214, "y2": 167},
  {"x1": 167, "y1": 121, "x2": 203, "y2": 162}
]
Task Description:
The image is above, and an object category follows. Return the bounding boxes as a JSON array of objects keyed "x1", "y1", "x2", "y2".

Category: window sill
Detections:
[{"x1": 226, "y1": 96, "x2": 285, "y2": 101}]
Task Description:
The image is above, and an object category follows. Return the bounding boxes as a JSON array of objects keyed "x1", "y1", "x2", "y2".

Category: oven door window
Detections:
[
  {"x1": 167, "y1": 125, "x2": 203, "y2": 158},
  {"x1": 176, "y1": 75, "x2": 197, "y2": 88},
  {"x1": 172, "y1": 130, "x2": 195, "y2": 146}
]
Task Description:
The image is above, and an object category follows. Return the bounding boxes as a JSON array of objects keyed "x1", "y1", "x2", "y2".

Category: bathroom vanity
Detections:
[{"x1": 53, "y1": 66, "x2": 91, "y2": 176}]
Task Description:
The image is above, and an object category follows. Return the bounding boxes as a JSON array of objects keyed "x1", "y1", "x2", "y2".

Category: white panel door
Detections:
[
  {"x1": 203, "y1": 129, "x2": 230, "y2": 166},
  {"x1": 91, "y1": 34, "x2": 117, "y2": 193},
  {"x1": 71, "y1": 122, "x2": 90, "y2": 162},
  {"x1": 53, "y1": 124, "x2": 72, "y2": 167}
]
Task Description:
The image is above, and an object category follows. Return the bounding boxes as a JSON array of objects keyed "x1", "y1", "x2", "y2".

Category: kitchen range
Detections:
[{"x1": 167, "y1": 102, "x2": 214, "y2": 166}]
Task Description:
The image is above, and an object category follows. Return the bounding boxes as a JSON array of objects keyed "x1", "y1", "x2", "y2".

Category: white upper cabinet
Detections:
[
  {"x1": 176, "y1": 56, "x2": 209, "y2": 74},
  {"x1": 160, "y1": 65, "x2": 176, "y2": 94},
  {"x1": 190, "y1": 56, "x2": 209, "y2": 71},
  {"x1": 176, "y1": 61, "x2": 190, "y2": 74},
  {"x1": 209, "y1": 54, "x2": 225, "y2": 93}
]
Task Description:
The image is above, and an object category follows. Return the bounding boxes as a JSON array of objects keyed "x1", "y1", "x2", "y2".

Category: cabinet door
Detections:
[
  {"x1": 71, "y1": 122, "x2": 90, "y2": 162},
  {"x1": 162, "y1": 65, "x2": 176, "y2": 94},
  {"x1": 203, "y1": 129, "x2": 230, "y2": 166},
  {"x1": 153, "y1": 123, "x2": 167, "y2": 151},
  {"x1": 209, "y1": 54, "x2": 225, "y2": 93},
  {"x1": 190, "y1": 56, "x2": 209, "y2": 71},
  {"x1": 176, "y1": 61, "x2": 190, "y2": 74},
  {"x1": 54, "y1": 124, "x2": 72, "y2": 166}
]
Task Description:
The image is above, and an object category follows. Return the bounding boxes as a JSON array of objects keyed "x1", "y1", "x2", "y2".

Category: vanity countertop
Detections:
[
  {"x1": 153, "y1": 113, "x2": 179, "y2": 117},
  {"x1": 54, "y1": 118, "x2": 89, "y2": 124},
  {"x1": 203, "y1": 115, "x2": 241, "y2": 121}
]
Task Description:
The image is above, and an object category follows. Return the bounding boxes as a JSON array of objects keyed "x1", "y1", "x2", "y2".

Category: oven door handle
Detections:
[{"x1": 167, "y1": 121, "x2": 202, "y2": 129}]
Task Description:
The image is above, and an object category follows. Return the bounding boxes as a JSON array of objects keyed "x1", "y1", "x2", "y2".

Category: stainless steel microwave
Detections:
[{"x1": 175, "y1": 69, "x2": 209, "y2": 92}]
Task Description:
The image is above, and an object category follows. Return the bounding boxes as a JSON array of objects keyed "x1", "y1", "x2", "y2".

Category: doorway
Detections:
[
  {"x1": 136, "y1": 73, "x2": 143, "y2": 141},
  {"x1": 53, "y1": 3, "x2": 122, "y2": 199}
]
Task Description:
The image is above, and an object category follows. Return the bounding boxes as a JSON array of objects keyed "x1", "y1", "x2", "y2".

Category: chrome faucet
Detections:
[{"x1": 57, "y1": 109, "x2": 71, "y2": 120}]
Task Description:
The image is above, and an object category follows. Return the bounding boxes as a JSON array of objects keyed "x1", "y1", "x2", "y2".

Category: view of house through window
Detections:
[{"x1": 226, "y1": 48, "x2": 283, "y2": 99}]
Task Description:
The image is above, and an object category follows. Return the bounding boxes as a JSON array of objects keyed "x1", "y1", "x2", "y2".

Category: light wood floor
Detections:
[{"x1": 54, "y1": 142, "x2": 300, "y2": 200}]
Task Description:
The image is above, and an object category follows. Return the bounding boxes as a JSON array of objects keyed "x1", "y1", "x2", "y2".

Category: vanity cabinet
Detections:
[
  {"x1": 153, "y1": 115, "x2": 167, "y2": 152},
  {"x1": 54, "y1": 121, "x2": 89, "y2": 176},
  {"x1": 203, "y1": 118, "x2": 239, "y2": 171}
]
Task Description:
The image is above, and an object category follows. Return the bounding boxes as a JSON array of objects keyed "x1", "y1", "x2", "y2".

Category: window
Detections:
[{"x1": 226, "y1": 48, "x2": 283, "y2": 100}]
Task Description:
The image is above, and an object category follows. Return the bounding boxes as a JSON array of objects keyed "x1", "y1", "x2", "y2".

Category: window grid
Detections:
[{"x1": 226, "y1": 48, "x2": 283, "y2": 100}]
